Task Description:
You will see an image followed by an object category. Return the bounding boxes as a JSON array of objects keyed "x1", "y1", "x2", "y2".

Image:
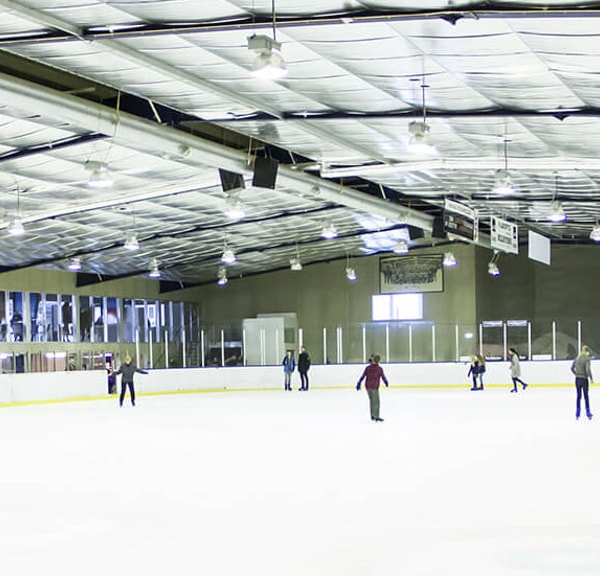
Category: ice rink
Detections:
[{"x1": 0, "y1": 385, "x2": 598, "y2": 576}]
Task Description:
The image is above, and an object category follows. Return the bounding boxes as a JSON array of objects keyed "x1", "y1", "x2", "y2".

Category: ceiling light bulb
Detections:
[
  {"x1": 393, "y1": 240, "x2": 409, "y2": 254},
  {"x1": 549, "y1": 201, "x2": 567, "y2": 222},
  {"x1": 217, "y1": 266, "x2": 228, "y2": 286},
  {"x1": 590, "y1": 225, "x2": 600, "y2": 242},
  {"x1": 345, "y1": 267, "x2": 357, "y2": 282},
  {"x1": 124, "y1": 233, "x2": 140, "y2": 251},
  {"x1": 408, "y1": 121, "x2": 437, "y2": 156},
  {"x1": 87, "y1": 164, "x2": 113, "y2": 189},
  {"x1": 492, "y1": 169, "x2": 515, "y2": 195},
  {"x1": 488, "y1": 262, "x2": 500, "y2": 277},
  {"x1": 224, "y1": 196, "x2": 246, "y2": 220},
  {"x1": 148, "y1": 258, "x2": 161, "y2": 278},
  {"x1": 290, "y1": 257, "x2": 303, "y2": 271},
  {"x1": 443, "y1": 252, "x2": 457, "y2": 267},
  {"x1": 248, "y1": 34, "x2": 287, "y2": 80},
  {"x1": 7, "y1": 215, "x2": 25, "y2": 236},
  {"x1": 321, "y1": 223, "x2": 338, "y2": 239},
  {"x1": 221, "y1": 247, "x2": 236, "y2": 264},
  {"x1": 67, "y1": 257, "x2": 82, "y2": 271}
]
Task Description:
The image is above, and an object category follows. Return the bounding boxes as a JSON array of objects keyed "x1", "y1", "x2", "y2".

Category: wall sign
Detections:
[{"x1": 379, "y1": 255, "x2": 444, "y2": 294}]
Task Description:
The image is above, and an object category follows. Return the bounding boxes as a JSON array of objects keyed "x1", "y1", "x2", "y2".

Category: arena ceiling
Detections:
[{"x1": 0, "y1": 1, "x2": 599, "y2": 290}]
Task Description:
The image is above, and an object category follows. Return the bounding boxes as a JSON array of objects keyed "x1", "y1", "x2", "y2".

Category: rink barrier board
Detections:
[
  {"x1": 0, "y1": 360, "x2": 594, "y2": 407},
  {"x1": 0, "y1": 382, "x2": 594, "y2": 409}
]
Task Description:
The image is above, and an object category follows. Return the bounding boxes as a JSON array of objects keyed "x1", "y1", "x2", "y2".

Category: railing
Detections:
[{"x1": 1, "y1": 318, "x2": 595, "y2": 373}]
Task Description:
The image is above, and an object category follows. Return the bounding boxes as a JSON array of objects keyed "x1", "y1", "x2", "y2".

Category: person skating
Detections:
[
  {"x1": 297, "y1": 345, "x2": 311, "y2": 391},
  {"x1": 282, "y1": 350, "x2": 295, "y2": 391},
  {"x1": 356, "y1": 354, "x2": 389, "y2": 422},
  {"x1": 508, "y1": 348, "x2": 527, "y2": 393},
  {"x1": 113, "y1": 354, "x2": 148, "y2": 406},
  {"x1": 467, "y1": 354, "x2": 485, "y2": 391},
  {"x1": 571, "y1": 345, "x2": 594, "y2": 420}
]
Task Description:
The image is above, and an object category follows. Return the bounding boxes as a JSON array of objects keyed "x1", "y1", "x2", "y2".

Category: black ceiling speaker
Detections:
[
  {"x1": 407, "y1": 225, "x2": 425, "y2": 240},
  {"x1": 218, "y1": 168, "x2": 245, "y2": 192},
  {"x1": 252, "y1": 157, "x2": 279, "y2": 189},
  {"x1": 432, "y1": 215, "x2": 447, "y2": 239}
]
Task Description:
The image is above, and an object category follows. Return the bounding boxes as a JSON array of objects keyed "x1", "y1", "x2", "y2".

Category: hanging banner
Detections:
[
  {"x1": 490, "y1": 216, "x2": 518, "y2": 254},
  {"x1": 379, "y1": 255, "x2": 443, "y2": 294},
  {"x1": 443, "y1": 199, "x2": 478, "y2": 241}
]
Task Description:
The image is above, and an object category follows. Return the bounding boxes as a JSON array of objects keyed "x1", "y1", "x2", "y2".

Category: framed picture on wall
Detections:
[{"x1": 379, "y1": 254, "x2": 444, "y2": 294}]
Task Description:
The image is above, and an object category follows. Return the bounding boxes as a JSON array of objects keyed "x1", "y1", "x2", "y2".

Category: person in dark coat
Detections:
[
  {"x1": 297, "y1": 345, "x2": 311, "y2": 391},
  {"x1": 356, "y1": 354, "x2": 389, "y2": 422},
  {"x1": 113, "y1": 355, "x2": 148, "y2": 406}
]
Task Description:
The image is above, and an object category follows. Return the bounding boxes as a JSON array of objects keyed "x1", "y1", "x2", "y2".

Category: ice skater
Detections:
[
  {"x1": 356, "y1": 354, "x2": 389, "y2": 422},
  {"x1": 282, "y1": 349, "x2": 295, "y2": 391},
  {"x1": 468, "y1": 354, "x2": 485, "y2": 391},
  {"x1": 571, "y1": 345, "x2": 593, "y2": 420},
  {"x1": 508, "y1": 347, "x2": 527, "y2": 393},
  {"x1": 113, "y1": 354, "x2": 148, "y2": 406},
  {"x1": 297, "y1": 345, "x2": 311, "y2": 391}
]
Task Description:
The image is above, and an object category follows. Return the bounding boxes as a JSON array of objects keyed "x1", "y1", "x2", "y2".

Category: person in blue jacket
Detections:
[{"x1": 282, "y1": 349, "x2": 295, "y2": 391}]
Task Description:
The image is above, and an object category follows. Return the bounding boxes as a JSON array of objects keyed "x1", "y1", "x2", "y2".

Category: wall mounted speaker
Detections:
[
  {"x1": 252, "y1": 157, "x2": 278, "y2": 189},
  {"x1": 218, "y1": 169, "x2": 245, "y2": 192}
]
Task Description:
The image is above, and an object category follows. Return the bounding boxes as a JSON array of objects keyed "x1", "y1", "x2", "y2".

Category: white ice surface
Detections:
[{"x1": 0, "y1": 387, "x2": 598, "y2": 576}]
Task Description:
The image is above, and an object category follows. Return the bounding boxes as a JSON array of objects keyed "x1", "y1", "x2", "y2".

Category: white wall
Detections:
[{"x1": 0, "y1": 359, "x2": 584, "y2": 405}]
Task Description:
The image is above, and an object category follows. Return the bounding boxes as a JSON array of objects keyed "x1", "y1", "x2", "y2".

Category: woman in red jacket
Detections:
[{"x1": 356, "y1": 354, "x2": 389, "y2": 422}]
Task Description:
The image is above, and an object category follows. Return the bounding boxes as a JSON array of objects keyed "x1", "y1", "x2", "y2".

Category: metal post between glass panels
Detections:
[
  {"x1": 201, "y1": 329, "x2": 205, "y2": 367},
  {"x1": 408, "y1": 325, "x2": 413, "y2": 363},
  {"x1": 322, "y1": 327, "x2": 327, "y2": 366},
  {"x1": 260, "y1": 328, "x2": 266, "y2": 366},
  {"x1": 479, "y1": 324, "x2": 483, "y2": 357},
  {"x1": 527, "y1": 322, "x2": 532, "y2": 361},
  {"x1": 242, "y1": 328, "x2": 247, "y2": 366},
  {"x1": 275, "y1": 328, "x2": 280, "y2": 364},
  {"x1": 298, "y1": 328, "x2": 303, "y2": 348},
  {"x1": 455, "y1": 324, "x2": 459, "y2": 362},
  {"x1": 182, "y1": 328, "x2": 187, "y2": 368},
  {"x1": 552, "y1": 321, "x2": 557, "y2": 360},
  {"x1": 432, "y1": 325, "x2": 436, "y2": 362},
  {"x1": 362, "y1": 325, "x2": 366, "y2": 364},
  {"x1": 220, "y1": 329, "x2": 225, "y2": 367},
  {"x1": 149, "y1": 330, "x2": 154, "y2": 368},
  {"x1": 164, "y1": 330, "x2": 169, "y2": 368},
  {"x1": 577, "y1": 320, "x2": 582, "y2": 353},
  {"x1": 135, "y1": 329, "x2": 140, "y2": 366},
  {"x1": 385, "y1": 324, "x2": 389, "y2": 363},
  {"x1": 503, "y1": 322, "x2": 507, "y2": 360}
]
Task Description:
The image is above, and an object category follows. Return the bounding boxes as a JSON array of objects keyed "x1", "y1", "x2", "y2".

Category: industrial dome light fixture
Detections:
[
  {"x1": 443, "y1": 251, "x2": 457, "y2": 267},
  {"x1": 393, "y1": 240, "x2": 409, "y2": 254},
  {"x1": 321, "y1": 222, "x2": 338, "y2": 240},
  {"x1": 345, "y1": 266, "x2": 357, "y2": 282},
  {"x1": 247, "y1": 1, "x2": 287, "y2": 81},
  {"x1": 223, "y1": 195, "x2": 246, "y2": 220},
  {"x1": 488, "y1": 261, "x2": 500, "y2": 277},
  {"x1": 148, "y1": 258, "x2": 161, "y2": 279},
  {"x1": 492, "y1": 138, "x2": 515, "y2": 195},
  {"x1": 221, "y1": 245, "x2": 237, "y2": 265},
  {"x1": 87, "y1": 161, "x2": 114, "y2": 189},
  {"x1": 217, "y1": 266, "x2": 228, "y2": 286},
  {"x1": 124, "y1": 232, "x2": 140, "y2": 251},
  {"x1": 7, "y1": 215, "x2": 25, "y2": 236},
  {"x1": 548, "y1": 173, "x2": 567, "y2": 222},
  {"x1": 407, "y1": 79, "x2": 437, "y2": 157},
  {"x1": 67, "y1": 256, "x2": 82, "y2": 271},
  {"x1": 590, "y1": 223, "x2": 600, "y2": 242}
]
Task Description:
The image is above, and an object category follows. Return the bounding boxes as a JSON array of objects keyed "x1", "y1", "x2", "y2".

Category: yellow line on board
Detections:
[{"x1": 0, "y1": 382, "x2": 586, "y2": 409}]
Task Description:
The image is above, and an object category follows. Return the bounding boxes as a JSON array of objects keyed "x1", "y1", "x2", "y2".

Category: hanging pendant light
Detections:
[
  {"x1": 248, "y1": 0, "x2": 287, "y2": 80},
  {"x1": 408, "y1": 78, "x2": 437, "y2": 157},
  {"x1": 549, "y1": 173, "x2": 567, "y2": 222},
  {"x1": 492, "y1": 138, "x2": 515, "y2": 195}
]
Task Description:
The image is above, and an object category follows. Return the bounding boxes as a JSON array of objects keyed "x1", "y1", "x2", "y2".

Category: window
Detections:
[{"x1": 372, "y1": 293, "x2": 423, "y2": 321}]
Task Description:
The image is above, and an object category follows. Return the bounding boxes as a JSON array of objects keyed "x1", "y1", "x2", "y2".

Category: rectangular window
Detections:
[{"x1": 372, "y1": 293, "x2": 423, "y2": 321}]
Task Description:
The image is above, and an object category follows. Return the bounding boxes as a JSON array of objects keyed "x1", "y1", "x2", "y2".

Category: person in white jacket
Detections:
[{"x1": 508, "y1": 348, "x2": 528, "y2": 393}]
